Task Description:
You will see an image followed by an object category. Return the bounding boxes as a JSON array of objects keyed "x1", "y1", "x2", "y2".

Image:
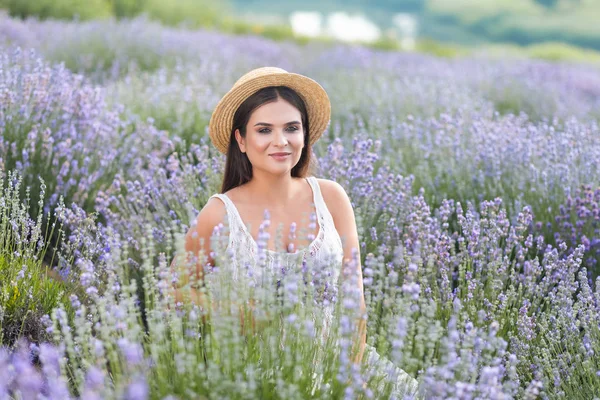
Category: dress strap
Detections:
[
  {"x1": 210, "y1": 193, "x2": 231, "y2": 211},
  {"x1": 210, "y1": 193, "x2": 258, "y2": 255},
  {"x1": 306, "y1": 177, "x2": 328, "y2": 223},
  {"x1": 306, "y1": 176, "x2": 343, "y2": 250},
  {"x1": 209, "y1": 193, "x2": 237, "y2": 232}
]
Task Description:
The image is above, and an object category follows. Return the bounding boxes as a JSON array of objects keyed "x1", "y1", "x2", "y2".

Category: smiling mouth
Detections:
[{"x1": 270, "y1": 153, "x2": 291, "y2": 157}]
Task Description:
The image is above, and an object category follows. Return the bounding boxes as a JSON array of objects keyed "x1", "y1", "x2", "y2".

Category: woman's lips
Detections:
[{"x1": 270, "y1": 153, "x2": 291, "y2": 161}]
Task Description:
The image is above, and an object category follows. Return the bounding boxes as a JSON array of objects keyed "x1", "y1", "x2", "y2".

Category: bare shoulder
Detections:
[
  {"x1": 315, "y1": 178, "x2": 352, "y2": 219},
  {"x1": 222, "y1": 185, "x2": 247, "y2": 204},
  {"x1": 201, "y1": 195, "x2": 228, "y2": 222},
  {"x1": 315, "y1": 178, "x2": 358, "y2": 257},
  {"x1": 316, "y1": 178, "x2": 348, "y2": 199},
  {"x1": 176, "y1": 195, "x2": 229, "y2": 271},
  {"x1": 185, "y1": 195, "x2": 228, "y2": 245}
]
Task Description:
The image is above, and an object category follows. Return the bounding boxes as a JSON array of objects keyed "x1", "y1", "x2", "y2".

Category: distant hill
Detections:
[{"x1": 230, "y1": 0, "x2": 600, "y2": 50}]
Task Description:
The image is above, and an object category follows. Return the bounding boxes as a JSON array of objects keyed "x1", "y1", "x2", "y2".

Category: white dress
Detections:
[{"x1": 208, "y1": 176, "x2": 419, "y2": 399}]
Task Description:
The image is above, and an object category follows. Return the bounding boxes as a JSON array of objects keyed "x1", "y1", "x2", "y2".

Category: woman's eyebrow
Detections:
[{"x1": 254, "y1": 121, "x2": 301, "y2": 127}]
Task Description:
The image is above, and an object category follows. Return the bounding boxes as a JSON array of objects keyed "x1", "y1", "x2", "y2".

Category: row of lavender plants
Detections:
[
  {"x1": 0, "y1": 14, "x2": 599, "y2": 398},
  {"x1": 2, "y1": 158, "x2": 599, "y2": 398}
]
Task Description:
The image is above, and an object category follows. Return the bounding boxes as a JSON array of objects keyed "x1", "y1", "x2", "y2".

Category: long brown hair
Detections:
[{"x1": 220, "y1": 86, "x2": 316, "y2": 194}]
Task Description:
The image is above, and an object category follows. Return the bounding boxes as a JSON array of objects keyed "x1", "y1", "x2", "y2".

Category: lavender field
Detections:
[{"x1": 1, "y1": 14, "x2": 600, "y2": 399}]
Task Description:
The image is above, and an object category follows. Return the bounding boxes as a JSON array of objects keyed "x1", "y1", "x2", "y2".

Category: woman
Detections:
[{"x1": 172, "y1": 67, "x2": 419, "y2": 398}]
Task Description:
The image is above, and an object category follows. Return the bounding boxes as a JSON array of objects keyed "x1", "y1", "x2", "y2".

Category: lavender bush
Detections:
[
  {"x1": 0, "y1": 14, "x2": 304, "y2": 84},
  {"x1": 373, "y1": 114, "x2": 600, "y2": 224},
  {"x1": 0, "y1": 169, "x2": 76, "y2": 348},
  {"x1": 0, "y1": 47, "x2": 123, "y2": 217},
  {"x1": 537, "y1": 184, "x2": 600, "y2": 279},
  {"x1": 0, "y1": 45, "x2": 183, "y2": 269},
  {"x1": 1, "y1": 13, "x2": 600, "y2": 399},
  {"x1": 103, "y1": 64, "x2": 230, "y2": 148},
  {"x1": 3, "y1": 171, "x2": 600, "y2": 398},
  {"x1": 94, "y1": 137, "x2": 222, "y2": 260},
  {"x1": 2, "y1": 214, "x2": 399, "y2": 399}
]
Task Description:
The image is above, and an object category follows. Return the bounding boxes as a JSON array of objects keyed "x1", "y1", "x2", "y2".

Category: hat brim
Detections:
[{"x1": 209, "y1": 72, "x2": 331, "y2": 155}]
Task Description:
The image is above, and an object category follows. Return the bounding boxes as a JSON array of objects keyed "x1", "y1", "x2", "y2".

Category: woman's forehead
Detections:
[{"x1": 249, "y1": 99, "x2": 301, "y2": 122}]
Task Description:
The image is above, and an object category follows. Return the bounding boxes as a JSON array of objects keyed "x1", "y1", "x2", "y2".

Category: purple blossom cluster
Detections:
[
  {"x1": 0, "y1": 44, "x2": 182, "y2": 272},
  {"x1": 0, "y1": 46, "x2": 123, "y2": 216},
  {"x1": 0, "y1": 45, "x2": 177, "y2": 232},
  {"x1": 2, "y1": 151, "x2": 600, "y2": 397},
  {"x1": 94, "y1": 138, "x2": 222, "y2": 262},
  {"x1": 539, "y1": 184, "x2": 600, "y2": 278},
  {"x1": 1, "y1": 12, "x2": 600, "y2": 399},
  {"x1": 0, "y1": 341, "x2": 70, "y2": 399},
  {"x1": 0, "y1": 14, "x2": 302, "y2": 83},
  {"x1": 335, "y1": 112, "x2": 600, "y2": 228},
  {"x1": 315, "y1": 139, "x2": 600, "y2": 397},
  {"x1": 305, "y1": 45, "x2": 600, "y2": 121}
]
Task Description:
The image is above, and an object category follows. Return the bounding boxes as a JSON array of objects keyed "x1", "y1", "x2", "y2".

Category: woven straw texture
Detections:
[{"x1": 208, "y1": 67, "x2": 331, "y2": 155}]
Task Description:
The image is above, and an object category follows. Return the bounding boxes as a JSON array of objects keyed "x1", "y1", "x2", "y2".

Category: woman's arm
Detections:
[
  {"x1": 170, "y1": 242, "x2": 264, "y2": 335},
  {"x1": 320, "y1": 179, "x2": 367, "y2": 365},
  {"x1": 169, "y1": 198, "x2": 268, "y2": 336},
  {"x1": 169, "y1": 198, "x2": 225, "y2": 321}
]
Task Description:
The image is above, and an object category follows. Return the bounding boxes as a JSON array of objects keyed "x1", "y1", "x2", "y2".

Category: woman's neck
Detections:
[{"x1": 242, "y1": 173, "x2": 304, "y2": 208}]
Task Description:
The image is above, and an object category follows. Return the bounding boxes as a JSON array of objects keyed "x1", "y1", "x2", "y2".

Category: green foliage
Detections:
[
  {"x1": 534, "y1": 0, "x2": 559, "y2": 7},
  {"x1": 110, "y1": 0, "x2": 146, "y2": 18},
  {"x1": 525, "y1": 41, "x2": 600, "y2": 63},
  {"x1": 0, "y1": 170, "x2": 75, "y2": 348},
  {"x1": 371, "y1": 36, "x2": 401, "y2": 51},
  {"x1": 0, "y1": 255, "x2": 71, "y2": 348},
  {"x1": 426, "y1": 0, "x2": 600, "y2": 50},
  {"x1": 4, "y1": 0, "x2": 600, "y2": 64},
  {"x1": 0, "y1": 0, "x2": 225, "y2": 27},
  {"x1": 142, "y1": 0, "x2": 225, "y2": 29},
  {"x1": 260, "y1": 23, "x2": 295, "y2": 42},
  {"x1": 1, "y1": 0, "x2": 112, "y2": 20},
  {"x1": 414, "y1": 38, "x2": 465, "y2": 58}
]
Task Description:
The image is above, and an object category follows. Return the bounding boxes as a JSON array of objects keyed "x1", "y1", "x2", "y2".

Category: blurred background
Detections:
[{"x1": 2, "y1": 0, "x2": 600, "y2": 63}]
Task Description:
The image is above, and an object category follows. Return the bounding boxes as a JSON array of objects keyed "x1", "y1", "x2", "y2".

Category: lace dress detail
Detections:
[
  {"x1": 208, "y1": 176, "x2": 419, "y2": 398},
  {"x1": 212, "y1": 176, "x2": 337, "y2": 262},
  {"x1": 208, "y1": 177, "x2": 341, "y2": 330},
  {"x1": 209, "y1": 176, "x2": 342, "y2": 278}
]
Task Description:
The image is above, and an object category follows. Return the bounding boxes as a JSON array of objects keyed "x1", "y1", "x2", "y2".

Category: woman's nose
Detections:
[{"x1": 273, "y1": 129, "x2": 288, "y2": 146}]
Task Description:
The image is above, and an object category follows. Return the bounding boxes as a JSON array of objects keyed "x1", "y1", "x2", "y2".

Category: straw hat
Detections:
[{"x1": 208, "y1": 66, "x2": 331, "y2": 155}]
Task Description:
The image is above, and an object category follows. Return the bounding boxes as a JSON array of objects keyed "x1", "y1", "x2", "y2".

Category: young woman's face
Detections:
[{"x1": 235, "y1": 97, "x2": 305, "y2": 176}]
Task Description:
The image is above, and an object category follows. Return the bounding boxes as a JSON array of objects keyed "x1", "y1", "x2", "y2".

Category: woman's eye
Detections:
[{"x1": 258, "y1": 126, "x2": 299, "y2": 134}]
